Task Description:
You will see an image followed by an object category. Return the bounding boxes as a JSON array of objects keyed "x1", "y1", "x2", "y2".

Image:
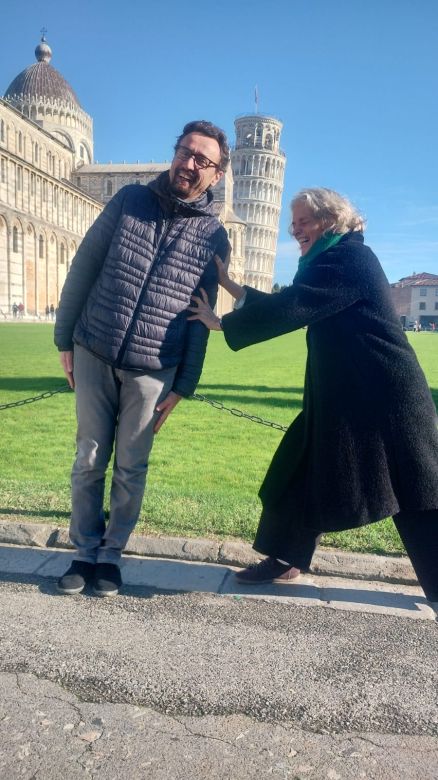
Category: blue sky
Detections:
[{"x1": 1, "y1": 0, "x2": 438, "y2": 285}]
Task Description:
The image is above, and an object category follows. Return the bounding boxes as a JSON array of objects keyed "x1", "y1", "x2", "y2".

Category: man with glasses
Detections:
[{"x1": 54, "y1": 120, "x2": 230, "y2": 597}]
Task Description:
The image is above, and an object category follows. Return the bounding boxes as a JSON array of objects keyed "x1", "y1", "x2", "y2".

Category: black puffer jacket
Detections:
[{"x1": 54, "y1": 172, "x2": 229, "y2": 396}]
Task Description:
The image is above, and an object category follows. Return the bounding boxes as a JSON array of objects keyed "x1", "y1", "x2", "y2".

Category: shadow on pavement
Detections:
[{"x1": 0, "y1": 545, "x2": 432, "y2": 618}]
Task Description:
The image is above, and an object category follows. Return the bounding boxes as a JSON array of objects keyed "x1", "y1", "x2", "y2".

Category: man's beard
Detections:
[{"x1": 169, "y1": 168, "x2": 200, "y2": 198}]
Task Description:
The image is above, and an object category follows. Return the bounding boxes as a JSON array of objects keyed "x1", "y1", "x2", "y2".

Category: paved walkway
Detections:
[
  {"x1": 0, "y1": 539, "x2": 436, "y2": 622},
  {"x1": 1, "y1": 523, "x2": 437, "y2": 779}
]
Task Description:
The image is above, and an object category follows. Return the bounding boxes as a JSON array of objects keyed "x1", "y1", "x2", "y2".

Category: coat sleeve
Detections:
[
  {"x1": 172, "y1": 226, "x2": 229, "y2": 397},
  {"x1": 54, "y1": 188, "x2": 127, "y2": 351},
  {"x1": 222, "y1": 249, "x2": 363, "y2": 350}
]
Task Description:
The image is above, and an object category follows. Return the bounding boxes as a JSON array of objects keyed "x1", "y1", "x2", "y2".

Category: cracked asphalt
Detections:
[{"x1": 0, "y1": 569, "x2": 437, "y2": 779}]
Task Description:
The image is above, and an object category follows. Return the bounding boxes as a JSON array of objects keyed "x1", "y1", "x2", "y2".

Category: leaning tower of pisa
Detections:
[{"x1": 231, "y1": 115, "x2": 286, "y2": 292}]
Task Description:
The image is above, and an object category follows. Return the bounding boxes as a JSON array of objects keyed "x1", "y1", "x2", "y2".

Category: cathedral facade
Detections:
[{"x1": 0, "y1": 36, "x2": 286, "y2": 318}]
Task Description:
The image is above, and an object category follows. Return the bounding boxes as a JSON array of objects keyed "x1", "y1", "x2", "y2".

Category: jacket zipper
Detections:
[{"x1": 115, "y1": 210, "x2": 176, "y2": 368}]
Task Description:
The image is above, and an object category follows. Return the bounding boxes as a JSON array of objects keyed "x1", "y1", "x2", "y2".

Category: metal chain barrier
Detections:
[
  {"x1": 0, "y1": 386, "x2": 288, "y2": 431},
  {"x1": 191, "y1": 393, "x2": 288, "y2": 432},
  {"x1": 0, "y1": 385, "x2": 72, "y2": 410}
]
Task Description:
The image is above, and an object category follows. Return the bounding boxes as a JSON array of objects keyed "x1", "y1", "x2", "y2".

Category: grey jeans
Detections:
[{"x1": 70, "y1": 345, "x2": 176, "y2": 564}]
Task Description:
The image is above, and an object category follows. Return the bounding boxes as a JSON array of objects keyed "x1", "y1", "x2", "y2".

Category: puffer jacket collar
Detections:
[{"x1": 148, "y1": 170, "x2": 215, "y2": 218}]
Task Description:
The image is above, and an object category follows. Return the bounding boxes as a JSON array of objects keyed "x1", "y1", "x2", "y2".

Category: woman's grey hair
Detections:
[{"x1": 290, "y1": 188, "x2": 366, "y2": 234}]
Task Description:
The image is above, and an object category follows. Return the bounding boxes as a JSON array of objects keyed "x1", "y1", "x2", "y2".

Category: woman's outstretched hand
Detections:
[{"x1": 188, "y1": 288, "x2": 222, "y2": 331}]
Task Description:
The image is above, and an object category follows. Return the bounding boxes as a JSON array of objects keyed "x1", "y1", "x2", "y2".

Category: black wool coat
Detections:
[{"x1": 222, "y1": 232, "x2": 438, "y2": 535}]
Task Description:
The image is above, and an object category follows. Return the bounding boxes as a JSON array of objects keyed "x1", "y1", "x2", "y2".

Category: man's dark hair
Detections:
[{"x1": 175, "y1": 120, "x2": 230, "y2": 172}]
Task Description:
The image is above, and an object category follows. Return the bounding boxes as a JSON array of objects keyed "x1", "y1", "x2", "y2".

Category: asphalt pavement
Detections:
[{"x1": 0, "y1": 522, "x2": 437, "y2": 779}]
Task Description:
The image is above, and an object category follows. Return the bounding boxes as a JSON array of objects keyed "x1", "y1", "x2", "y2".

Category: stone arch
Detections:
[
  {"x1": 68, "y1": 240, "x2": 77, "y2": 272},
  {"x1": 0, "y1": 214, "x2": 9, "y2": 312},
  {"x1": 79, "y1": 140, "x2": 92, "y2": 164},
  {"x1": 9, "y1": 218, "x2": 24, "y2": 310},
  {"x1": 36, "y1": 228, "x2": 48, "y2": 315},
  {"x1": 58, "y1": 236, "x2": 69, "y2": 301},
  {"x1": 47, "y1": 232, "x2": 58, "y2": 311},
  {"x1": 24, "y1": 223, "x2": 37, "y2": 314},
  {"x1": 23, "y1": 132, "x2": 31, "y2": 163},
  {"x1": 11, "y1": 217, "x2": 24, "y2": 253}
]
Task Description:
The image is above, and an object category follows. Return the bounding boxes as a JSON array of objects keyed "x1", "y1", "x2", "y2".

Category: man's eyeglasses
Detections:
[{"x1": 174, "y1": 145, "x2": 220, "y2": 171}]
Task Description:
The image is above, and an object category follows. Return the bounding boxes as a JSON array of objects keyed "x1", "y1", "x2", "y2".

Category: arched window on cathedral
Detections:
[
  {"x1": 12, "y1": 226, "x2": 19, "y2": 253},
  {"x1": 106, "y1": 179, "x2": 113, "y2": 196},
  {"x1": 1, "y1": 158, "x2": 6, "y2": 183},
  {"x1": 60, "y1": 244, "x2": 66, "y2": 265},
  {"x1": 18, "y1": 131, "x2": 23, "y2": 153},
  {"x1": 39, "y1": 235, "x2": 45, "y2": 259},
  {"x1": 0, "y1": 120, "x2": 5, "y2": 144}
]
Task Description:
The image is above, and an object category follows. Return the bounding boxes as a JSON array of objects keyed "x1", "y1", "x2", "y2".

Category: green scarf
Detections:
[{"x1": 297, "y1": 232, "x2": 345, "y2": 274}]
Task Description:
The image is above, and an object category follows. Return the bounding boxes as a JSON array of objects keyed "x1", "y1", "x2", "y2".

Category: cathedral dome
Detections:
[{"x1": 4, "y1": 36, "x2": 80, "y2": 107}]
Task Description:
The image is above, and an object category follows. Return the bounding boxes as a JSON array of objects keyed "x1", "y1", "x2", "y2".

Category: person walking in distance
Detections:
[{"x1": 55, "y1": 120, "x2": 230, "y2": 597}]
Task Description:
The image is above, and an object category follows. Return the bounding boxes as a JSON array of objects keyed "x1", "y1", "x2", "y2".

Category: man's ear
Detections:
[{"x1": 210, "y1": 170, "x2": 224, "y2": 189}]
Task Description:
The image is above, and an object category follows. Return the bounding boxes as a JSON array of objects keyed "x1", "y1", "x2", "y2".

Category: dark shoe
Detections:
[
  {"x1": 235, "y1": 556, "x2": 300, "y2": 584},
  {"x1": 57, "y1": 560, "x2": 95, "y2": 595},
  {"x1": 93, "y1": 563, "x2": 122, "y2": 597}
]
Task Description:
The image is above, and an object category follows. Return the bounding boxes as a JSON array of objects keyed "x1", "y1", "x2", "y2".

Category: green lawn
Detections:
[{"x1": 0, "y1": 322, "x2": 437, "y2": 555}]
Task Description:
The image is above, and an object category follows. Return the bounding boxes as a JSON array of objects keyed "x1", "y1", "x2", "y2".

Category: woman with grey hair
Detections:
[{"x1": 189, "y1": 188, "x2": 438, "y2": 613}]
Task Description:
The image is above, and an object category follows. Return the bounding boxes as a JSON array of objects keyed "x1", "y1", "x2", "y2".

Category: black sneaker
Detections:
[
  {"x1": 93, "y1": 563, "x2": 122, "y2": 597},
  {"x1": 57, "y1": 560, "x2": 96, "y2": 595},
  {"x1": 235, "y1": 556, "x2": 301, "y2": 584}
]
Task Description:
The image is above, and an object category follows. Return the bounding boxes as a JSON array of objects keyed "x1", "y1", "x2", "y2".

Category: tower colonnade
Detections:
[{"x1": 231, "y1": 114, "x2": 286, "y2": 293}]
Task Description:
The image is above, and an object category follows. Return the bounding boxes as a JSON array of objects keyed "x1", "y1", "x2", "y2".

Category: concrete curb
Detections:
[{"x1": 0, "y1": 519, "x2": 418, "y2": 586}]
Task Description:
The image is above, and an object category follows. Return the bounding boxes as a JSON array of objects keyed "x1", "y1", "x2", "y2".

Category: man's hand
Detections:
[
  {"x1": 154, "y1": 391, "x2": 182, "y2": 433},
  {"x1": 60, "y1": 350, "x2": 75, "y2": 389}
]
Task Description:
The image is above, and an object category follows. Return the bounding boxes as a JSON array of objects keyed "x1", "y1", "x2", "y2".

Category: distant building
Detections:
[
  {"x1": 390, "y1": 272, "x2": 438, "y2": 329},
  {"x1": 1, "y1": 35, "x2": 286, "y2": 317},
  {"x1": 0, "y1": 37, "x2": 101, "y2": 316}
]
